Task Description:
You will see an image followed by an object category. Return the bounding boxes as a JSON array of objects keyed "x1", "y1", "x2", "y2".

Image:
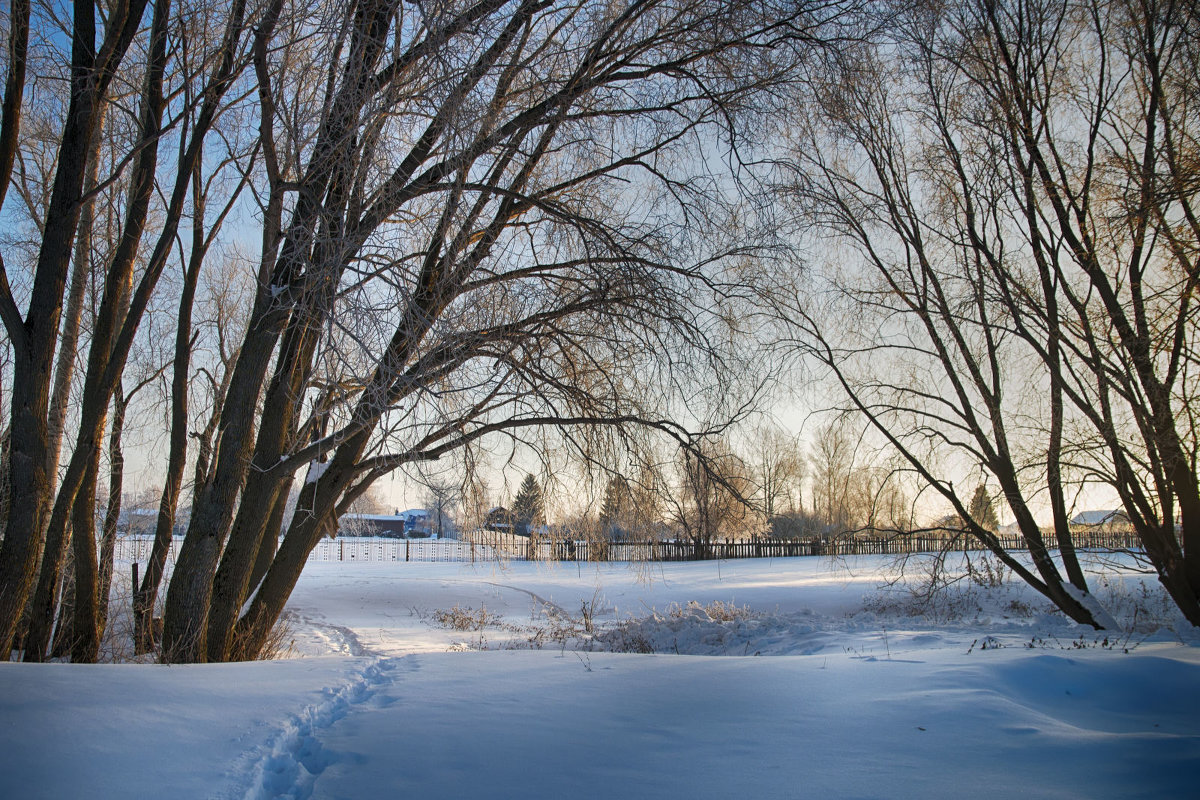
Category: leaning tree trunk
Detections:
[
  {"x1": 45, "y1": 100, "x2": 107, "y2": 499},
  {"x1": 162, "y1": 316, "x2": 291, "y2": 662},
  {"x1": 206, "y1": 315, "x2": 323, "y2": 662},
  {"x1": 24, "y1": 404, "x2": 108, "y2": 661},
  {"x1": 246, "y1": 480, "x2": 294, "y2": 597},
  {"x1": 135, "y1": 160, "x2": 208, "y2": 653},
  {"x1": 995, "y1": 472, "x2": 1102, "y2": 629},
  {"x1": 80, "y1": 0, "x2": 252, "y2": 664},
  {"x1": 233, "y1": 468, "x2": 351, "y2": 660},
  {"x1": 1041, "y1": 294, "x2": 1087, "y2": 592}
]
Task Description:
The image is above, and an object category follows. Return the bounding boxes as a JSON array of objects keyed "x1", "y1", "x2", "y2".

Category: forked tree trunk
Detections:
[
  {"x1": 233, "y1": 478, "x2": 345, "y2": 660},
  {"x1": 163, "y1": 324, "x2": 288, "y2": 662}
]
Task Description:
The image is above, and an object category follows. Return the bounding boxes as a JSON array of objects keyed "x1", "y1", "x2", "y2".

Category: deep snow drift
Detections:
[{"x1": 2, "y1": 553, "x2": 1198, "y2": 799}]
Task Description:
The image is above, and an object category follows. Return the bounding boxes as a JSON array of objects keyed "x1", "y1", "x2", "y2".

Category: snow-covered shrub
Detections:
[{"x1": 434, "y1": 605, "x2": 499, "y2": 631}]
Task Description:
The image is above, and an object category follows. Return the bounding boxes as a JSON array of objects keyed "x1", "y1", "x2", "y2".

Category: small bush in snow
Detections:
[
  {"x1": 434, "y1": 605, "x2": 499, "y2": 631},
  {"x1": 668, "y1": 600, "x2": 751, "y2": 622},
  {"x1": 596, "y1": 624, "x2": 656, "y2": 654}
]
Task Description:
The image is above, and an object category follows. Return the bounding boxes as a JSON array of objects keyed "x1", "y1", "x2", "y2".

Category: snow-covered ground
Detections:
[{"x1": 3, "y1": 553, "x2": 1198, "y2": 798}]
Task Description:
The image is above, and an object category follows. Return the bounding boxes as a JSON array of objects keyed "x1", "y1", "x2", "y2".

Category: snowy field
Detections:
[{"x1": 3, "y1": 553, "x2": 1199, "y2": 799}]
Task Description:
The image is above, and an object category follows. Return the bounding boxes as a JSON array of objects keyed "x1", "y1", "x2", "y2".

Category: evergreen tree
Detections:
[
  {"x1": 512, "y1": 474, "x2": 542, "y2": 536},
  {"x1": 600, "y1": 476, "x2": 632, "y2": 539},
  {"x1": 967, "y1": 484, "x2": 999, "y2": 532}
]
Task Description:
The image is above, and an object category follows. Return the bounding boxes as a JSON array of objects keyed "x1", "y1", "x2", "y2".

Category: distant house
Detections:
[
  {"x1": 484, "y1": 506, "x2": 516, "y2": 534},
  {"x1": 339, "y1": 509, "x2": 435, "y2": 538},
  {"x1": 398, "y1": 509, "x2": 431, "y2": 535},
  {"x1": 1070, "y1": 509, "x2": 1131, "y2": 531}
]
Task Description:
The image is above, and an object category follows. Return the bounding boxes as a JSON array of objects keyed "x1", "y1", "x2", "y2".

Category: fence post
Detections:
[{"x1": 406, "y1": 539, "x2": 410, "y2": 562}]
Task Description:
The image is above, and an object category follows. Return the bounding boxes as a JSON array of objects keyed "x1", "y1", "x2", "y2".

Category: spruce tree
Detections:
[
  {"x1": 599, "y1": 476, "x2": 631, "y2": 538},
  {"x1": 512, "y1": 474, "x2": 542, "y2": 536},
  {"x1": 967, "y1": 484, "x2": 999, "y2": 532}
]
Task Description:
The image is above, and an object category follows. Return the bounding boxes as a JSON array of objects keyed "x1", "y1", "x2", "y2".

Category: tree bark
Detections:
[
  {"x1": 247, "y1": 480, "x2": 292, "y2": 595},
  {"x1": 97, "y1": 386, "x2": 130, "y2": 638},
  {"x1": 69, "y1": 444, "x2": 103, "y2": 663},
  {"x1": 48, "y1": 549, "x2": 74, "y2": 659},
  {"x1": 46, "y1": 100, "x2": 107, "y2": 494}
]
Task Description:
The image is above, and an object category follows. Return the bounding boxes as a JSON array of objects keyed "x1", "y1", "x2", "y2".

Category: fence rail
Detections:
[
  {"x1": 112, "y1": 530, "x2": 1145, "y2": 567},
  {"x1": 112, "y1": 537, "x2": 183, "y2": 564},
  {"x1": 448, "y1": 530, "x2": 1144, "y2": 562}
]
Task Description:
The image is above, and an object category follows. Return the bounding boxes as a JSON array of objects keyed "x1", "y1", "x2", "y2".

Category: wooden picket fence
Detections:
[
  {"x1": 112, "y1": 529, "x2": 1144, "y2": 566},
  {"x1": 304, "y1": 529, "x2": 1145, "y2": 563}
]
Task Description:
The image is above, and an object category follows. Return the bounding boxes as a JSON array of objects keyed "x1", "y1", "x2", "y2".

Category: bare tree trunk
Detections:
[
  {"x1": 163, "y1": 321, "x2": 288, "y2": 661},
  {"x1": 206, "y1": 319, "x2": 323, "y2": 661},
  {"x1": 165, "y1": 0, "x2": 390, "y2": 662},
  {"x1": 0, "y1": 382, "x2": 8, "y2": 546},
  {"x1": 22, "y1": 511, "x2": 71, "y2": 661},
  {"x1": 46, "y1": 102, "x2": 108, "y2": 494},
  {"x1": 166, "y1": 0, "x2": 399, "y2": 660},
  {"x1": 41, "y1": 445, "x2": 104, "y2": 663},
  {"x1": 19, "y1": 101, "x2": 109, "y2": 663},
  {"x1": 135, "y1": 161, "x2": 208, "y2": 653},
  {"x1": 69, "y1": 444, "x2": 102, "y2": 663},
  {"x1": 48, "y1": 550, "x2": 74, "y2": 659},
  {"x1": 166, "y1": 0, "x2": 833, "y2": 663},
  {"x1": 1041, "y1": 287, "x2": 1087, "y2": 592},
  {"x1": 97, "y1": 387, "x2": 129, "y2": 637},
  {"x1": 71, "y1": 0, "x2": 252, "y2": 663},
  {"x1": 23, "y1": 414, "x2": 108, "y2": 660},
  {"x1": 247, "y1": 480, "x2": 292, "y2": 594},
  {"x1": 1, "y1": 347, "x2": 61, "y2": 656},
  {"x1": 233, "y1": 462, "x2": 356, "y2": 660},
  {"x1": 0, "y1": 0, "x2": 30, "y2": 213}
]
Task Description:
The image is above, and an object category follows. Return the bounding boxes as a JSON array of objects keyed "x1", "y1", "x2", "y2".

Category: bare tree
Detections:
[
  {"x1": 0, "y1": 0, "x2": 265, "y2": 658},
  {"x1": 0, "y1": 0, "x2": 857, "y2": 661},
  {"x1": 423, "y1": 478, "x2": 460, "y2": 539},
  {"x1": 0, "y1": 0, "x2": 155, "y2": 656},
  {"x1": 747, "y1": 422, "x2": 806, "y2": 533},
  {"x1": 662, "y1": 438, "x2": 755, "y2": 553},
  {"x1": 153, "y1": 0, "x2": 848, "y2": 662},
  {"x1": 807, "y1": 416, "x2": 860, "y2": 537},
  {"x1": 776, "y1": 0, "x2": 1200, "y2": 627}
]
